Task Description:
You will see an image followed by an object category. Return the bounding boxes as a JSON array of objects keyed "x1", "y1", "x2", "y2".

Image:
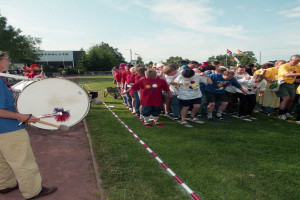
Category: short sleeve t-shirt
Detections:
[
  {"x1": 131, "y1": 77, "x2": 170, "y2": 106},
  {"x1": 264, "y1": 67, "x2": 278, "y2": 83},
  {"x1": 277, "y1": 63, "x2": 300, "y2": 84},
  {"x1": 174, "y1": 74, "x2": 208, "y2": 100},
  {"x1": 205, "y1": 73, "x2": 242, "y2": 94},
  {"x1": 164, "y1": 71, "x2": 181, "y2": 95},
  {"x1": 0, "y1": 78, "x2": 25, "y2": 133}
]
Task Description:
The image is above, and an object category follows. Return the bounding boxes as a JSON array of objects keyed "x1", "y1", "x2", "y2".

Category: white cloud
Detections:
[
  {"x1": 278, "y1": 6, "x2": 300, "y2": 18},
  {"x1": 137, "y1": 0, "x2": 245, "y2": 39}
]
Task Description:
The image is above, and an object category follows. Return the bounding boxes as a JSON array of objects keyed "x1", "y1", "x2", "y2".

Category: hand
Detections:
[
  {"x1": 18, "y1": 114, "x2": 40, "y2": 123},
  {"x1": 242, "y1": 90, "x2": 247, "y2": 95}
]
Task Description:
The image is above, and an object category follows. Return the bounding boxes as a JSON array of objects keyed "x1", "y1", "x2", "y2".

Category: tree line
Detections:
[{"x1": 1, "y1": 13, "x2": 258, "y2": 73}]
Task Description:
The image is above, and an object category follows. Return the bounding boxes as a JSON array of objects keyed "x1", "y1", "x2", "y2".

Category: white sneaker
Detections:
[
  {"x1": 278, "y1": 114, "x2": 287, "y2": 120},
  {"x1": 296, "y1": 121, "x2": 300, "y2": 124}
]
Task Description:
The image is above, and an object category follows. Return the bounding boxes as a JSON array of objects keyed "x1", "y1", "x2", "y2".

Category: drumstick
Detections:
[{"x1": 37, "y1": 120, "x2": 69, "y2": 131}]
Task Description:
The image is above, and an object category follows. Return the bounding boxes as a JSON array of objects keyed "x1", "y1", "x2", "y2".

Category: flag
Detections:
[
  {"x1": 227, "y1": 49, "x2": 232, "y2": 55},
  {"x1": 238, "y1": 49, "x2": 244, "y2": 56},
  {"x1": 230, "y1": 58, "x2": 235, "y2": 62}
]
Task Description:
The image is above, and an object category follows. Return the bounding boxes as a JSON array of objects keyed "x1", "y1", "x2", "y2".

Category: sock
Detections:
[
  {"x1": 144, "y1": 116, "x2": 150, "y2": 123},
  {"x1": 153, "y1": 116, "x2": 159, "y2": 122},
  {"x1": 207, "y1": 113, "x2": 213, "y2": 118},
  {"x1": 216, "y1": 111, "x2": 223, "y2": 117}
]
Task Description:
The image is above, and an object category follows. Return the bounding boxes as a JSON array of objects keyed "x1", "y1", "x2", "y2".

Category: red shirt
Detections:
[
  {"x1": 128, "y1": 73, "x2": 136, "y2": 96},
  {"x1": 131, "y1": 77, "x2": 170, "y2": 106},
  {"x1": 131, "y1": 75, "x2": 145, "y2": 93},
  {"x1": 121, "y1": 70, "x2": 129, "y2": 85},
  {"x1": 125, "y1": 71, "x2": 132, "y2": 84},
  {"x1": 114, "y1": 72, "x2": 122, "y2": 82}
]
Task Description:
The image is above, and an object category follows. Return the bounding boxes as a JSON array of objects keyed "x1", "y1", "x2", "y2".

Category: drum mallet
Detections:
[{"x1": 37, "y1": 120, "x2": 69, "y2": 131}]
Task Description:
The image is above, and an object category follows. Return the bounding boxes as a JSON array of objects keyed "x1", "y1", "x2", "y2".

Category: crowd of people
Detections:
[{"x1": 113, "y1": 55, "x2": 300, "y2": 127}]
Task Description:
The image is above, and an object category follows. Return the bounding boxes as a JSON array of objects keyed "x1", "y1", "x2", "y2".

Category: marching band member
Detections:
[{"x1": 0, "y1": 51, "x2": 57, "y2": 199}]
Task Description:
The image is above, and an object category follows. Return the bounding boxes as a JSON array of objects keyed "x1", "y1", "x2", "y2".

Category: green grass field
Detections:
[{"x1": 77, "y1": 76, "x2": 300, "y2": 200}]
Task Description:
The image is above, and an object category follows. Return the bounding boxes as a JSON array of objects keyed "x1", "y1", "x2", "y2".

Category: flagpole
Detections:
[{"x1": 259, "y1": 52, "x2": 261, "y2": 65}]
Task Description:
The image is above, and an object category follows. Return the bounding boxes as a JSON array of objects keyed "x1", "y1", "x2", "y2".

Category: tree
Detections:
[
  {"x1": 0, "y1": 14, "x2": 41, "y2": 64},
  {"x1": 82, "y1": 42, "x2": 125, "y2": 71},
  {"x1": 207, "y1": 51, "x2": 257, "y2": 66},
  {"x1": 137, "y1": 56, "x2": 143, "y2": 64},
  {"x1": 76, "y1": 51, "x2": 88, "y2": 73},
  {"x1": 165, "y1": 56, "x2": 183, "y2": 64}
]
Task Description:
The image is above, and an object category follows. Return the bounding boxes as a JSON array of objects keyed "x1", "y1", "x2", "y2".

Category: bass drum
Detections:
[{"x1": 16, "y1": 78, "x2": 90, "y2": 130}]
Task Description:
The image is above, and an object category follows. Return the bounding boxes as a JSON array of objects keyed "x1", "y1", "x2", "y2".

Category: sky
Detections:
[{"x1": 0, "y1": 0, "x2": 300, "y2": 64}]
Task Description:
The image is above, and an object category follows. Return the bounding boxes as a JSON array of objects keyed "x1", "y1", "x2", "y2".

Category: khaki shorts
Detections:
[{"x1": 276, "y1": 83, "x2": 296, "y2": 98}]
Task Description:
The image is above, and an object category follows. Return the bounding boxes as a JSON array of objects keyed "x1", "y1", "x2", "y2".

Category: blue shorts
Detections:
[
  {"x1": 142, "y1": 106, "x2": 161, "y2": 117},
  {"x1": 179, "y1": 97, "x2": 202, "y2": 107}
]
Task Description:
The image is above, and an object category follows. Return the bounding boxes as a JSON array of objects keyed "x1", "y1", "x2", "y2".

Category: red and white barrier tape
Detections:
[{"x1": 101, "y1": 100, "x2": 202, "y2": 200}]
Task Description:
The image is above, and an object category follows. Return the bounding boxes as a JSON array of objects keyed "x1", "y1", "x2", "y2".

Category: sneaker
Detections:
[
  {"x1": 197, "y1": 114, "x2": 202, "y2": 118},
  {"x1": 296, "y1": 121, "x2": 300, "y2": 124},
  {"x1": 192, "y1": 117, "x2": 204, "y2": 124},
  {"x1": 173, "y1": 116, "x2": 180, "y2": 120},
  {"x1": 278, "y1": 114, "x2": 287, "y2": 120},
  {"x1": 181, "y1": 121, "x2": 190, "y2": 125},
  {"x1": 26, "y1": 186, "x2": 57, "y2": 200},
  {"x1": 144, "y1": 122, "x2": 153, "y2": 128},
  {"x1": 239, "y1": 116, "x2": 247, "y2": 119},
  {"x1": 216, "y1": 115, "x2": 225, "y2": 120}
]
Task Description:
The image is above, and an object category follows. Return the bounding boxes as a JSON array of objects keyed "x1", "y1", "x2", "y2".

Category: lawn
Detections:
[{"x1": 77, "y1": 76, "x2": 300, "y2": 200}]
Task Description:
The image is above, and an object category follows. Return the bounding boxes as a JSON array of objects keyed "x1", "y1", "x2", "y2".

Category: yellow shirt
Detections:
[
  {"x1": 297, "y1": 85, "x2": 300, "y2": 94},
  {"x1": 253, "y1": 69, "x2": 264, "y2": 76},
  {"x1": 264, "y1": 67, "x2": 278, "y2": 83},
  {"x1": 277, "y1": 63, "x2": 300, "y2": 84}
]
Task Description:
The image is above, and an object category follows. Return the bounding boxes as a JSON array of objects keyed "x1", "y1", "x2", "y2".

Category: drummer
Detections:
[{"x1": 0, "y1": 51, "x2": 57, "y2": 199}]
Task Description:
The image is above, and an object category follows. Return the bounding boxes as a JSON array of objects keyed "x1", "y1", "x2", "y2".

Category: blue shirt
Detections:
[
  {"x1": 205, "y1": 73, "x2": 242, "y2": 94},
  {"x1": 0, "y1": 78, "x2": 25, "y2": 133}
]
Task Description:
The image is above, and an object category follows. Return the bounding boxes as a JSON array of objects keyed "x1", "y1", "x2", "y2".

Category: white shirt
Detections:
[
  {"x1": 235, "y1": 72, "x2": 250, "y2": 93},
  {"x1": 174, "y1": 74, "x2": 208, "y2": 100},
  {"x1": 237, "y1": 77, "x2": 267, "y2": 95},
  {"x1": 164, "y1": 71, "x2": 181, "y2": 95}
]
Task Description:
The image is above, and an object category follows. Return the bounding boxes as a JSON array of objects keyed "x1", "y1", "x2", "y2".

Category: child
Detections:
[
  {"x1": 132, "y1": 66, "x2": 147, "y2": 119},
  {"x1": 173, "y1": 68, "x2": 212, "y2": 125},
  {"x1": 122, "y1": 68, "x2": 172, "y2": 128},
  {"x1": 237, "y1": 74, "x2": 267, "y2": 119},
  {"x1": 121, "y1": 64, "x2": 133, "y2": 110},
  {"x1": 205, "y1": 70, "x2": 247, "y2": 120},
  {"x1": 112, "y1": 66, "x2": 123, "y2": 88},
  {"x1": 163, "y1": 64, "x2": 181, "y2": 120}
]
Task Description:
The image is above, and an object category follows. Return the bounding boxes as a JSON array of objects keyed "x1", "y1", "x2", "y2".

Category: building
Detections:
[{"x1": 37, "y1": 50, "x2": 84, "y2": 68}]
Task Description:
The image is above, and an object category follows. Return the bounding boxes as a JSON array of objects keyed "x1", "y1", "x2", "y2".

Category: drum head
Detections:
[{"x1": 16, "y1": 78, "x2": 90, "y2": 130}]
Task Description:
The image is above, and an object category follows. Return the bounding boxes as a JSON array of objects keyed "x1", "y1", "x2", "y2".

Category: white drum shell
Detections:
[
  {"x1": 12, "y1": 80, "x2": 35, "y2": 93},
  {"x1": 16, "y1": 78, "x2": 90, "y2": 130}
]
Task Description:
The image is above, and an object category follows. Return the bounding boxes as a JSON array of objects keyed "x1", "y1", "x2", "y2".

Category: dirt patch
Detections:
[{"x1": 1, "y1": 121, "x2": 100, "y2": 200}]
